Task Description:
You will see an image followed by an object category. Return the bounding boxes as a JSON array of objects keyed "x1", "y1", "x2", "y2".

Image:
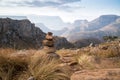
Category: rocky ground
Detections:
[
  {"x1": 57, "y1": 39, "x2": 120, "y2": 80},
  {"x1": 71, "y1": 69, "x2": 120, "y2": 80}
]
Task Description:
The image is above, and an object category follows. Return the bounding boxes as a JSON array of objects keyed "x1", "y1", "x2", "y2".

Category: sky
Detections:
[{"x1": 0, "y1": 0, "x2": 120, "y2": 22}]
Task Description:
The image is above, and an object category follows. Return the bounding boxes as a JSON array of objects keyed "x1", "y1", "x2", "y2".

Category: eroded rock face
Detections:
[
  {"x1": 73, "y1": 38, "x2": 102, "y2": 48},
  {"x1": 0, "y1": 18, "x2": 74, "y2": 49},
  {"x1": 54, "y1": 36, "x2": 74, "y2": 49},
  {"x1": 71, "y1": 69, "x2": 120, "y2": 80},
  {"x1": 0, "y1": 18, "x2": 45, "y2": 49}
]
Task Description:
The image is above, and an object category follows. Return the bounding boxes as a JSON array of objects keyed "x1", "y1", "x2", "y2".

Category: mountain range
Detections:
[
  {"x1": 0, "y1": 15, "x2": 120, "y2": 45},
  {"x1": 0, "y1": 15, "x2": 27, "y2": 20},
  {"x1": 0, "y1": 15, "x2": 69, "y2": 35},
  {"x1": 62, "y1": 15, "x2": 120, "y2": 42},
  {"x1": 27, "y1": 15, "x2": 68, "y2": 30},
  {"x1": 0, "y1": 18, "x2": 73, "y2": 49}
]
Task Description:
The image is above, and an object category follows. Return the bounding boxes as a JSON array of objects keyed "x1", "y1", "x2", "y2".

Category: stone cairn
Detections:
[
  {"x1": 27, "y1": 32, "x2": 59, "y2": 80},
  {"x1": 42, "y1": 32, "x2": 59, "y2": 59}
]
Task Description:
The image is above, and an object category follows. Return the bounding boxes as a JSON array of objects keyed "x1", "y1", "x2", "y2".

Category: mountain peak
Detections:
[
  {"x1": 99, "y1": 15, "x2": 120, "y2": 19},
  {"x1": 74, "y1": 20, "x2": 88, "y2": 24},
  {"x1": 0, "y1": 15, "x2": 27, "y2": 20}
]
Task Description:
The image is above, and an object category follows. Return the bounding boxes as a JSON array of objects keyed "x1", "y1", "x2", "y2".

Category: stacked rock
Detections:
[{"x1": 42, "y1": 32, "x2": 59, "y2": 58}]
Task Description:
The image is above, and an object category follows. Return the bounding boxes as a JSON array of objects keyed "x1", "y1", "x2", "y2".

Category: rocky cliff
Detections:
[
  {"x1": 54, "y1": 36, "x2": 74, "y2": 49},
  {"x1": 0, "y1": 18, "x2": 45, "y2": 49},
  {"x1": 0, "y1": 18, "x2": 73, "y2": 49}
]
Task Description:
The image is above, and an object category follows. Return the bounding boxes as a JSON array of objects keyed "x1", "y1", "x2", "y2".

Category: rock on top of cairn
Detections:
[
  {"x1": 45, "y1": 32, "x2": 54, "y2": 40},
  {"x1": 42, "y1": 32, "x2": 60, "y2": 59}
]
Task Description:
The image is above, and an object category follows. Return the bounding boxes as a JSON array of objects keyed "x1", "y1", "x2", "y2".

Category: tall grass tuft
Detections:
[
  {"x1": 29, "y1": 53, "x2": 70, "y2": 80},
  {"x1": 0, "y1": 49, "x2": 70, "y2": 80},
  {"x1": 0, "y1": 49, "x2": 28, "y2": 80},
  {"x1": 76, "y1": 54, "x2": 96, "y2": 69}
]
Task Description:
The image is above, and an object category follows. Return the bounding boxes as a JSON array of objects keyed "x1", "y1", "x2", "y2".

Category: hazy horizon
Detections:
[{"x1": 0, "y1": 0, "x2": 120, "y2": 23}]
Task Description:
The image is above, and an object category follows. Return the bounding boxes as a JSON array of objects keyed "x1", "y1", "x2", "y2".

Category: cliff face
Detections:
[
  {"x1": 0, "y1": 18, "x2": 45, "y2": 49},
  {"x1": 54, "y1": 36, "x2": 74, "y2": 49},
  {"x1": 62, "y1": 15, "x2": 120, "y2": 42},
  {"x1": 0, "y1": 18, "x2": 73, "y2": 49}
]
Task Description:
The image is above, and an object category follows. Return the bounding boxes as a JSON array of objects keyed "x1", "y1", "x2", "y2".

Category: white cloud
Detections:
[
  {"x1": 0, "y1": 0, "x2": 82, "y2": 13},
  {"x1": 0, "y1": 0, "x2": 119, "y2": 23}
]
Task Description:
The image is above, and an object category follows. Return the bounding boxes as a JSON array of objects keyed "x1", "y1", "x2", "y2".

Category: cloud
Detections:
[
  {"x1": 0, "y1": 0, "x2": 81, "y2": 7},
  {"x1": 58, "y1": 1, "x2": 83, "y2": 12},
  {"x1": 0, "y1": 0, "x2": 82, "y2": 12}
]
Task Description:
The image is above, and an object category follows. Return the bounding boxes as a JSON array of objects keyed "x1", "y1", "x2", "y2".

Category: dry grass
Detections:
[
  {"x1": 57, "y1": 49, "x2": 76, "y2": 57},
  {"x1": 0, "y1": 50, "x2": 28, "y2": 80},
  {"x1": 75, "y1": 54, "x2": 96, "y2": 69},
  {"x1": 0, "y1": 40, "x2": 119, "y2": 79},
  {"x1": 74, "y1": 40, "x2": 120, "y2": 58},
  {"x1": 0, "y1": 48, "x2": 15, "y2": 80},
  {"x1": 90, "y1": 45, "x2": 120, "y2": 58},
  {"x1": 0, "y1": 48, "x2": 16, "y2": 56},
  {"x1": 0, "y1": 48, "x2": 70, "y2": 80},
  {"x1": 28, "y1": 51, "x2": 70, "y2": 80},
  {"x1": 57, "y1": 40, "x2": 120, "y2": 70}
]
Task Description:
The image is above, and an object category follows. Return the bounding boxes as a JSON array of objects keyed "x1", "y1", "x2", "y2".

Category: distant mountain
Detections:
[
  {"x1": 27, "y1": 15, "x2": 70, "y2": 35},
  {"x1": 73, "y1": 20, "x2": 88, "y2": 31},
  {"x1": 1, "y1": 15, "x2": 119, "y2": 46},
  {"x1": 86, "y1": 15, "x2": 120, "y2": 31},
  {"x1": 100, "y1": 18, "x2": 120, "y2": 36},
  {"x1": 61, "y1": 20, "x2": 88, "y2": 37},
  {"x1": 27, "y1": 15, "x2": 68, "y2": 30},
  {"x1": 0, "y1": 15, "x2": 27, "y2": 20},
  {"x1": 65, "y1": 18, "x2": 120, "y2": 47},
  {"x1": 35, "y1": 22, "x2": 69, "y2": 36},
  {"x1": 0, "y1": 15, "x2": 69, "y2": 35},
  {"x1": 63, "y1": 15, "x2": 120, "y2": 43},
  {"x1": 35, "y1": 23, "x2": 51, "y2": 33},
  {"x1": 0, "y1": 15, "x2": 69, "y2": 36},
  {"x1": 73, "y1": 38, "x2": 102, "y2": 48}
]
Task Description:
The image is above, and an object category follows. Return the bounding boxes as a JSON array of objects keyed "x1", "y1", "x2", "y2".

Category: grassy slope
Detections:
[{"x1": 0, "y1": 40, "x2": 120, "y2": 79}]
